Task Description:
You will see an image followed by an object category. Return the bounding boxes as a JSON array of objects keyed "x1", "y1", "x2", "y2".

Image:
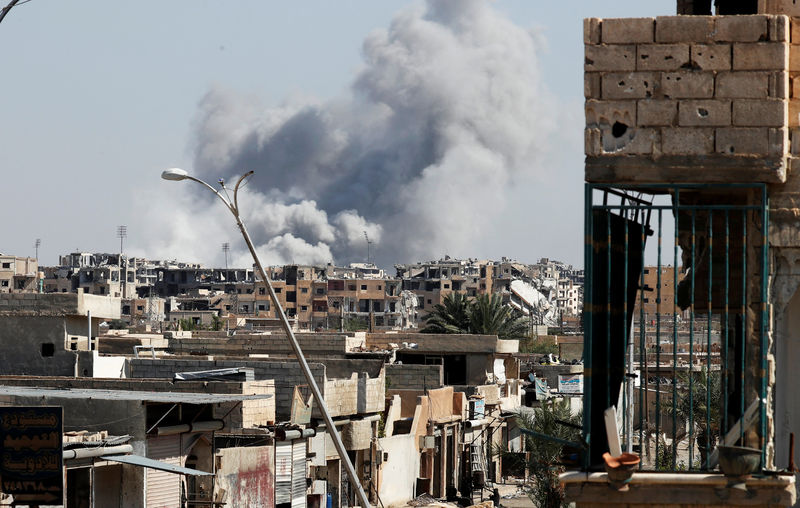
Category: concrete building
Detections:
[
  {"x1": 0, "y1": 254, "x2": 39, "y2": 293},
  {"x1": 567, "y1": 3, "x2": 800, "y2": 506},
  {"x1": 0, "y1": 291, "x2": 120, "y2": 376}
]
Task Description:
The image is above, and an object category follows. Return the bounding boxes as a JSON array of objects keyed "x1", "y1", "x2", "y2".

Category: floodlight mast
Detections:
[{"x1": 160, "y1": 168, "x2": 371, "y2": 508}]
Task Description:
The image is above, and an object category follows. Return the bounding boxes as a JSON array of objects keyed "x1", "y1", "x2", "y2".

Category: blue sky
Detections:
[{"x1": 1, "y1": 0, "x2": 672, "y2": 267}]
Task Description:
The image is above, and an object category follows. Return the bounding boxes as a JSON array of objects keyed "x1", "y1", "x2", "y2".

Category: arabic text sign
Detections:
[
  {"x1": 0, "y1": 406, "x2": 63, "y2": 505},
  {"x1": 558, "y1": 374, "x2": 584, "y2": 394}
]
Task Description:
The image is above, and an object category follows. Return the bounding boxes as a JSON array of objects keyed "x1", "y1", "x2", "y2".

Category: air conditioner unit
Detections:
[{"x1": 419, "y1": 435, "x2": 435, "y2": 449}]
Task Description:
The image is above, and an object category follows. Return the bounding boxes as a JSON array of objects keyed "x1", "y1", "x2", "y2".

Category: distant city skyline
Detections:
[{"x1": 1, "y1": 0, "x2": 672, "y2": 268}]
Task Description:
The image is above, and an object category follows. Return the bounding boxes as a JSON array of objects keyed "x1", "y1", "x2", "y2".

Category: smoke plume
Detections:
[{"x1": 155, "y1": 0, "x2": 556, "y2": 268}]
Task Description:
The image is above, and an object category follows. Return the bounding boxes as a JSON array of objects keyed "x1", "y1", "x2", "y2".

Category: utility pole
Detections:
[
  {"x1": 117, "y1": 226, "x2": 128, "y2": 297},
  {"x1": 363, "y1": 231, "x2": 372, "y2": 265}
]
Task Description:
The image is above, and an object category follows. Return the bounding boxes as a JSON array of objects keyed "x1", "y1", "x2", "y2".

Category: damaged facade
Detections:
[{"x1": 566, "y1": 2, "x2": 800, "y2": 506}]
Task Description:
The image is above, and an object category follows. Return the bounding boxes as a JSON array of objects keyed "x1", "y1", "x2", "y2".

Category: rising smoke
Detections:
[{"x1": 155, "y1": 0, "x2": 556, "y2": 268}]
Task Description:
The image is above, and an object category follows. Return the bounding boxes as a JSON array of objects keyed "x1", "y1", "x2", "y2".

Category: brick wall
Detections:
[
  {"x1": 128, "y1": 357, "x2": 384, "y2": 420},
  {"x1": 386, "y1": 364, "x2": 443, "y2": 390},
  {"x1": 0, "y1": 293, "x2": 80, "y2": 316},
  {"x1": 584, "y1": 15, "x2": 796, "y2": 183}
]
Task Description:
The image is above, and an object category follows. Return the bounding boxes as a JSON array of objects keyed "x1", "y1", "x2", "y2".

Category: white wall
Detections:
[
  {"x1": 93, "y1": 351, "x2": 126, "y2": 378},
  {"x1": 378, "y1": 434, "x2": 419, "y2": 506}
]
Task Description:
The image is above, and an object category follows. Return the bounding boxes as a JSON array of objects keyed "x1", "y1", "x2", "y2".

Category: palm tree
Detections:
[
  {"x1": 421, "y1": 292, "x2": 529, "y2": 339},
  {"x1": 468, "y1": 293, "x2": 529, "y2": 339},
  {"x1": 420, "y1": 292, "x2": 470, "y2": 334}
]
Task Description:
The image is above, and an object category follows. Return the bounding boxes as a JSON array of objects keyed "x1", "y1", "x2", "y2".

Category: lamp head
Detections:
[{"x1": 161, "y1": 168, "x2": 189, "y2": 181}]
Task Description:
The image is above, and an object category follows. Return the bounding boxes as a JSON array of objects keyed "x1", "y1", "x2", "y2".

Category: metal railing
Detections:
[{"x1": 583, "y1": 183, "x2": 768, "y2": 471}]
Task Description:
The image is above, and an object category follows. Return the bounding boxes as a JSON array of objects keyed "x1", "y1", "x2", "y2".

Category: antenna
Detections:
[
  {"x1": 363, "y1": 231, "x2": 373, "y2": 265},
  {"x1": 117, "y1": 225, "x2": 127, "y2": 254},
  {"x1": 222, "y1": 242, "x2": 230, "y2": 270},
  {"x1": 34, "y1": 238, "x2": 40, "y2": 261}
]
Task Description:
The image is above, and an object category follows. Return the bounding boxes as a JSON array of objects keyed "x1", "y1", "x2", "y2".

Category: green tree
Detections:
[
  {"x1": 468, "y1": 293, "x2": 529, "y2": 339},
  {"x1": 421, "y1": 292, "x2": 529, "y2": 339},
  {"x1": 420, "y1": 292, "x2": 470, "y2": 334},
  {"x1": 496, "y1": 401, "x2": 581, "y2": 508},
  {"x1": 667, "y1": 368, "x2": 722, "y2": 466}
]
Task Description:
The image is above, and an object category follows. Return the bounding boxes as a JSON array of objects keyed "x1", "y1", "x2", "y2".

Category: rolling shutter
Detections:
[{"x1": 146, "y1": 435, "x2": 182, "y2": 508}]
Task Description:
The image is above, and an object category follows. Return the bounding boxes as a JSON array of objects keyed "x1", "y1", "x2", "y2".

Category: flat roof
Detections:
[{"x1": 0, "y1": 386, "x2": 271, "y2": 404}]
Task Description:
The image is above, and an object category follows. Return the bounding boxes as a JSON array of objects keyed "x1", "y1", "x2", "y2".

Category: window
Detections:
[
  {"x1": 0, "y1": 281, "x2": 7, "y2": 287},
  {"x1": 348, "y1": 285, "x2": 356, "y2": 291},
  {"x1": 259, "y1": 287, "x2": 266, "y2": 295},
  {"x1": 41, "y1": 343, "x2": 55, "y2": 357},
  {"x1": 258, "y1": 304, "x2": 266, "y2": 311},
  {"x1": 136, "y1": 306, "x2": 143, "y2": 312},
  {"x1": 316, "y1": 288, "x2": 324, "y2": 295},
  {"x1": 1, "y1": 263, "x2": 10, "y2": 269},
  {"x1": 377, "y1": 285, "x2": 382, "y2": 290},
  {"x1": 361, "y1": 285, "x2": 367, "y2": 290},
  {"x1": 301, "y1": 288, "x2": 308, "y2": 294},
  {"x1": 275, "y1": 288, "x2": 282, "y2": 293},
  {"x1": 444, "y1": 284, "x2": 450, "y2": 289},
  {"x1": 301, "y1": 305, "x2": 308, "y2": 311},
  {"x1": 427, "y1": 299, "x2": 432, "y2": 304}
]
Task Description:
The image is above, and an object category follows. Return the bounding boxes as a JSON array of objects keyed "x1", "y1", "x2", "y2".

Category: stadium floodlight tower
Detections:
[{"x1": 160, "y1": 167, "x2": 370, "y2": 508}]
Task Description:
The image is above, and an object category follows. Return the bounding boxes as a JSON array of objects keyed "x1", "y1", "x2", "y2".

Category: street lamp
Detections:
[{"x1": 161, "y1": 168, "x2": 371, "y2": 508}]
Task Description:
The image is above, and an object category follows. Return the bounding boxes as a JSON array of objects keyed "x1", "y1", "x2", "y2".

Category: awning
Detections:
[{"x1": 101, "y1": 454, "x2": 214, "y2": 476}]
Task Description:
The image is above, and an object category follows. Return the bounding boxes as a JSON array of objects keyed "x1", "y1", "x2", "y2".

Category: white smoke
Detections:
[{"x1": 150, "y1": 0, "x2": 556, "y2": 268}]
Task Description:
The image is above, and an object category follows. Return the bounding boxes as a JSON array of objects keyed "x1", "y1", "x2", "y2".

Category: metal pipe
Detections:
[
  {"x1": 156, "y1": 420, "x2": 224, "y2": 436},
  {"x1": 465, "y1": 419, "x2": 490, "y2": 429},
  {"x1": 63, "y1": 444, "x2": 133, "y2": 460},
  {"x1": 276, "y1": 427, "x2": 317, "y2": 441},
  {"x1": 168, "y1": 170, "x2": 371, "y2": 508}
]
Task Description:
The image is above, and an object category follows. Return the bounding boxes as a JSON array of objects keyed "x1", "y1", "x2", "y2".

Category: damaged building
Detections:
[{"x1": 565, "y1": 1, "x2": 800, "y2": 506}]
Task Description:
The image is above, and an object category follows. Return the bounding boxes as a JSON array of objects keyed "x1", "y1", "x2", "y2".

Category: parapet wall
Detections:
[
  {"x1": 167, "y1": 333, "x2": 349, "y2": 356},
  {"x1": 585, "y1": 14, "x2": 800, "y2": 183}
]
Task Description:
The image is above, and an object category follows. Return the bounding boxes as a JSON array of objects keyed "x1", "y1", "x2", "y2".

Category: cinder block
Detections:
[
  {"x1": 662, "y1": 127, "x2": 714, "y2": 154},
  {"x1": 678, "y1": 99, "x2": 732, "y2": 126},
  {"x1": 762, "y1": 0, "x2": 800, "y2": 16},
  {"x1": 791, "y1": 75, "x2": 800, "y2": 98},
  {"x1": 789, "y1": 99, "x2": 800, "y2": 126},
  {"x1": 636, "y1": 44, "x2": 690, "y2": 71},
  {"x1": 584, "y1": 18, "x2": 601, "y2": 45},
  {"x1": 601, "y1": 127, "x2": 659, "y2": 154},
  {"x1": 769, "y1": 127, "x2": 788, "y2": 155},
  {"x1": 770, "y1": 71, "x2": 789, "y2": 98},
  {"x1": 792, "y1": 17, "x2": 800, "y2": 43},
  {"x1": 715, "y1": 72, "x2": 769, "y2": 98},
  {"x1": 638, "y1": 100, "x2": 678, "y2": 126},
  {"x1": 790, "y1": 127, "x2": 800, "y2": 155},
  {"x1": 769, "y1": 15, "x2": 790, "y2": 42},
  {"x1": 690, "y1": 44, "x2": 731, "y2": 71},
  {"x1": 733, "y1": 42, "x2": 788, "y2": 70},
  {"x1": 585, "y1": 44, "x2": 636, "y2": 72},
  {"x1": 661, "y1": 71, "x2": 714, "y2": 98},
  {"x1": 714, "y1": 15, "x2": 768, "y2": 42},
  {"x1": 732, "y1": 99, "x2": 787, "y2": 126},
  {"x1": 656, "y1": 16, "x2": 715, "y2": 43},
  {"x1": 601, "y1": 72, "x2": 658, "y2": 99},
  {"x1": 716, "y1": 127, "x2": 769, "y2": 154},
  {"x1": 585, "y1": 99, "x2": 636, "y2": 127},
  {"x1": 601, "y1": 18, "x2": 654, "y2": 44},
  {"x1": 790, "y1": 48, "x2": 800, "y2": 72}
]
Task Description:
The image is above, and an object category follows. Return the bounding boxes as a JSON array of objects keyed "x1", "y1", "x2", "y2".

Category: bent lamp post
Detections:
[{"x1": 161, "y1": 168, "x2": 371, "y2": 508}]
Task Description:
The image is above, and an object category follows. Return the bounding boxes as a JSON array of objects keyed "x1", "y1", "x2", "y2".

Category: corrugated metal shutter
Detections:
[
  {"x1": 275, "y1": 440, "x2": 293, "y2": 505},
  {"x1": 146, "y1": 435, "x2": 182, "y2": 508},
  {"x1": 291, "y1": 440, "x2": 307, "y2": 508}
]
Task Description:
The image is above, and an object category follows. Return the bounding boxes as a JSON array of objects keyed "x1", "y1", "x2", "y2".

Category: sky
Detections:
[{"x1": 1, "y1": 0, "x2": 673, "y2": 270}]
